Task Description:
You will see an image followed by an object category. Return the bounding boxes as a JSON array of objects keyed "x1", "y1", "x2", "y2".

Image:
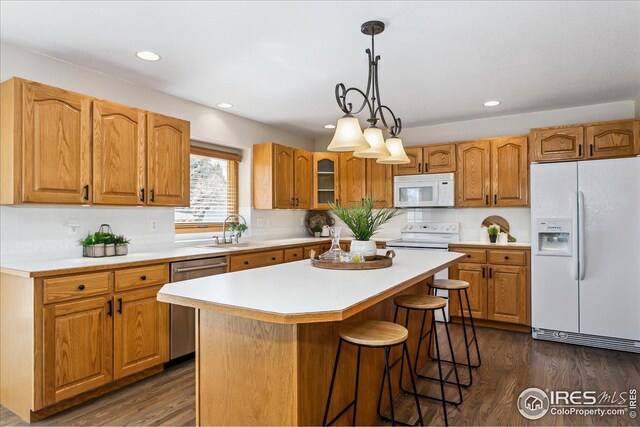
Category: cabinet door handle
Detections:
[
  {"x1": 140, "y1": 188, "x2": 145, "y2": 202},
  {"x1": 295, "y1": 198, "x2": 299, "y2": 207},
  {"x1": 424, "y1": 163, "x2": 428, "y2": 173},
  {"x1": 271, "y1": 257, "x2": 276, "y2": 261},
  {"x1": 578, "y1": 145, "x2": 582, "y2": 157},
  {"x1": 150, "y1": 189, "x2": 155, "y2": 202},
  {"x1": 291, "y1": 198, "x2": 295, "y2": 206},
  {"x1": 504, "y1": 256, "x2": 509, "y2": 260},
  {"x1": 78, "y1": 284, "x2": 85, "y2": 290},
  {"x1": 107, "y1": 300, "x2": 113, "y2": 317},
  {"x1": 418, "y1": 163, "x2": 422, "y2": 173},
  {"x1": 140, "y1": 275, "x2": 147, "y2": 281},
  {"x1": 117, "y1": 298, "x2": 123, "y2": 314},
  {"x1": 494, "y1": 194, "x2": 497, "y2": 204},
  {"x1": 83, "y1": 185, "x2": 89, "y2": 201},
  {"x1": 485, "y1": 195, "x2": 489, "y2": 205},
  {"x1": 482, "y1": 266, "x2": 485, "y2": 278},
  {"x1": 244, "y1": 261, "x2": 249, "y2": 265},
  {"x1": 589, "y1": 144, "x2": 594, "y2": 156},
  {"x1": 489, "y1": 268, "x2": 493, "y2": 279}
]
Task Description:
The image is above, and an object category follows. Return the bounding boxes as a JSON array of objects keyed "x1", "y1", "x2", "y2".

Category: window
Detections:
[{"x1": 175, "y1": 145, "x2": 241, "y2": 233}]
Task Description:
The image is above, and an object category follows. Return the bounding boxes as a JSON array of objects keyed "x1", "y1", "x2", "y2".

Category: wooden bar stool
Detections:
[
  {"x1": 393, "y1": 294, "x2": 463, "y2": 426},
  {"x1": 322, "y1": 320, "x2": 424, "y2": 426},
  {"x1": 427, "y1": 279, "x2": 482, "y2": 388}
]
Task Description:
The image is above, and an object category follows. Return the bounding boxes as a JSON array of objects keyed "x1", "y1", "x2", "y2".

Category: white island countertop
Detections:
[{"x1": 157, "y1": 249, "x2": 465, "y2": 324}]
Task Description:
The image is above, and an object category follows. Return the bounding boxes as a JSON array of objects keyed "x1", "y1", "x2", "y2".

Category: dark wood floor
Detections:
[{"x1": 2, "y1": 325, "x2": 638, "y2": 426}]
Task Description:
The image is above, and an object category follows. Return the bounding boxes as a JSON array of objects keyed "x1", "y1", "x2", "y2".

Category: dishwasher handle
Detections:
[{"x1": 173, "y1": 263, "x2": 228, "y2": 273}]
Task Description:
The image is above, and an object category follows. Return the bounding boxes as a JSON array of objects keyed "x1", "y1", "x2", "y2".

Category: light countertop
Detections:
[
  {"x1": 451, "y1": 241, "x2": 531, "y2": 248},
  {"x1": 0, "y1": 236, "x2": 399, "y2": 277},
  {"x1": 157, "y1": 249, "x2": 465, "y2": 324}
]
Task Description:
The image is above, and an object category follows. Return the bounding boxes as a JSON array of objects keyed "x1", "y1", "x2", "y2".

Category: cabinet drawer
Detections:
[
  {"x1": 451, "y1": 248, "x2": 486, "y2": 264},
  {"x1": 115, "y1": 264, "x2": 169, "y2": 292},
  {"x1": 284, "y1": 247, "x2": 304, "y2": 263},
  {"x1": 229, "y1": 250, "x2": 284, "y2": 272},
  {"x1": 43, "y1": 271, "x2": 112, "y2": 304},
  {"x1": 304, "y1": 245, "x2": 320, "y2": 259},
  {"x1": 488, "y1": 250, "x2": 527, "y2": 266}
]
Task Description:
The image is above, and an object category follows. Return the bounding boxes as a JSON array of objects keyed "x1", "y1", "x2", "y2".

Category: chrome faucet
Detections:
[{"x1": 215, "y1": 214, "x2": 247, "y2": 244}]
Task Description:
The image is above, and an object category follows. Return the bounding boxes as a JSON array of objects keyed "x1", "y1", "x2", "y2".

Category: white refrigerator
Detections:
[{"x1": 530, "y1": 156, "x2": 640, "y2": 353}]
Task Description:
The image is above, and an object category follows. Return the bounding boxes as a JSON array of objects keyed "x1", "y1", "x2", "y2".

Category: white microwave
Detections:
[{"x1": 394, "y1": 173, "x2": 455, "y2": 208}]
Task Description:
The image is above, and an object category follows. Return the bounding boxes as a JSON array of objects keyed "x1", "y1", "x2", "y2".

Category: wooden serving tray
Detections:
[{"x1": 309, "y1": 250, "x2": 396, "y2": 270}]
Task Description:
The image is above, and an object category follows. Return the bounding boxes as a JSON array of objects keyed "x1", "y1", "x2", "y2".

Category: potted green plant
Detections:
[
  {"x1": 229, "y1": 222, "x2": 248, "y2": 238},
  {"x1": 114, "y1": 234, "x2": 131, "y2": 256},
  {"x1": 79, "y1": 233, "x2": 103, "y2": 257},
  {"x1": 331, "y1": 198, "x2": 398, "y2": 258},
  {"x1": 487, "y1": 225, "x2": 500, "y2": 243},
  {"x1": 311, "y1": 225, "x2": 323, "y2": 238}
]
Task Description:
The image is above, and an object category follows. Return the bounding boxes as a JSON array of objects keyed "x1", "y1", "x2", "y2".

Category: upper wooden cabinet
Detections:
[
  {"x1": 393, "y1": 144, "x2": 456, "y2": 175},
  {"x1": 93, "y1": 100, "x2": 146, "y2": 205},
  {"x1": 1, "y1": 79, "x2": 92, "y2": 204},
  {"x1": 313, "y1": 152, "x2": 340, "y2": 209},
  {"x1": 457, "y1": 136, "x2": 528, "y2": 207},
  {"x1": 338, "y1": 153, "x2": 367, "y2": 206},
  {"x1": 393, "y1": 147, "x2": 423, "y2": 175},
  {"x1": 146, "y1": 113, "x2": 190, "y2": 207},
  {"x1": 366, "y1": 159, "x2": 393, "y2": 208},
  {"x1": 456, "y1": 140, "x2": 492, "y2": 207},
  {"x1": 530, "y1": 119, "x2": 639, "y2": 163},
  {"x1": 252, "y1": 142, "x2": 313, "y2": 209},
  {"x1": 0, "y1": 77, "x2": 190, "y2": 206}
]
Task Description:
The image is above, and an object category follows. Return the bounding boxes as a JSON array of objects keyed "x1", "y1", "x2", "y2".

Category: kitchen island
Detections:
[{"x1": 158, "y1": 249, "x2": 464, "y2": 426}]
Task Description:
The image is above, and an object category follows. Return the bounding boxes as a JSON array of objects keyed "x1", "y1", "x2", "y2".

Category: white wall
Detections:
[{"x1": 0, "y1": 43, "x2": 314, "y2": 261}]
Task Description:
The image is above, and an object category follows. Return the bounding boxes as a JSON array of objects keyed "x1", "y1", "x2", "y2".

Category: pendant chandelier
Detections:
[{"x1": 327, "y1": 20, "x2": 410, "y2": 164}]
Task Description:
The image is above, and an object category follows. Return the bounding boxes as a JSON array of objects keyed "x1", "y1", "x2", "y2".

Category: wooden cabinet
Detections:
[
  {"x1": 530, "y1": 119, "x2": 639, "y2": 163},
  {"x1": 338, "y1": 153, "x2": 367, "y2": 205},
  {"x1": 487, "y1": 265, "x2": 527, "y2": 325},
  {"x1": 456, "y1": 140, "x2": 492, "y2": 207},
  {"x1": 293, "y1": 149, "x2": 313, "y2": 209},
  {"x1": 529, "y1": 125, "x2": 584, "y2": 162},
  {"x1": 449, "y1": 245, "x2": 530, "y2": 330},
  {"x1": 1, "y1": 79, "x2": 92, "y2": 204},
  {"x1": 0, "y1": 77, "x2": 190, "y2": 207},
  {"x1": 113, "y1": 286, "x2": 169, "y2": 380},
  {"x1": 456, "y1": 136, "x2": 528, "y2": 207},
  {"x1": 146, "y1": 113, "x2": 190, "y2": 207},
  {"x1": 423, "y1": 144, "x2": 456, "y2": 174},
  {"x1": 93, "y1": 100, "x2": 146, "y2": 205},
  {"x1": 366, "y1": 159, "x2": 393, "y2": 208},
  {"x1": 313, "y1": 152, "x2": 340, "y2": 209},
  {"x1": 229, "y1": 249, "x2": 284, "y2": 272},
  {"x1": 393, "y1": 144, "x2": 456, "y2": 176},
  {"x1": 393, "y1": 147, "x2": 422, "y2": 175},
  {"x1": 586, "y1": 120, "x2": 640, "y2": 159},
  {"x1": 43, "y1": 296, "x2": 113, "y2": 405},
  {"x1": 252, "y1": 143, "x2": 313, "y2": 209}
]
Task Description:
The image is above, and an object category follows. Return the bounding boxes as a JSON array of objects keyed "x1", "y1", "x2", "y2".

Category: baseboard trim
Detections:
[{"x1": 449, "y1": 316, "x2": 530, "y2": 333}]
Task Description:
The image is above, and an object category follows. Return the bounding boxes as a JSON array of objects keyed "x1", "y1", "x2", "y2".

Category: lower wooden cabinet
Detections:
[
  {"x1": 449, "y1": 245, "x2": 530, "y2": 330},
  {"x1": 43, "y1": 296, "x2": 113, "y2": 405},
  {"x1": 113, "y1": 286, "x2": 169, "y2": 380}
]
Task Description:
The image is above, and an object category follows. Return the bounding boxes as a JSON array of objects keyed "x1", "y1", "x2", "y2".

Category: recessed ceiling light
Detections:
[
  {"x1": 217, "y1": 103, "x2": 233, "y2": 109},
  {"x1": 324, "y1": 124, "x2": 336, "y2": 129},
  {"x1": 136, "y1": 51, "x2": 161, "y2": 61},
  {"x1": 483, "y1": 100, "x2": 501, "y2": 107}
]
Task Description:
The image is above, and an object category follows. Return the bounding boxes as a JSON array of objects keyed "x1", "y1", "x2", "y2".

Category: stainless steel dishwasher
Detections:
[{"x1": 169, "y1": 256, "x2": 228, "y2": 359}]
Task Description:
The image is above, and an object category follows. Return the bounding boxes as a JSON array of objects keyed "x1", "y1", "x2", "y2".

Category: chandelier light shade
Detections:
[
  {"x1": 377, "y1": 137, "x2": 411, "y2": 164},
  {"x1": 328, "y1": 20, "x2": 409, "y2": 164},
  {"x1": 354, "y1": 126, "x2": 391, "y2": 158},
  {"x1": 327, "y1": 114, "x2": 369, "y2": 152}
]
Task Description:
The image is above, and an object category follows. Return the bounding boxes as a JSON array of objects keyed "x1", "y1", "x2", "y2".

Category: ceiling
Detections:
[{"x1": 1, "y1": 1, "x2": 639, "y2": 138}]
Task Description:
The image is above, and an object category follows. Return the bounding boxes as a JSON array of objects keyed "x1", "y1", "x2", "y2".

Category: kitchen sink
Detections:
[{"x1": 198, "y1": 242, "x2": 260, "y2": 249}]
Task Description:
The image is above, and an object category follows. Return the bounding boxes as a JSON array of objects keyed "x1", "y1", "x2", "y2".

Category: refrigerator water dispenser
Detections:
[{"x1": 535, "y1": 218, "x2": 571, "y2": 256}]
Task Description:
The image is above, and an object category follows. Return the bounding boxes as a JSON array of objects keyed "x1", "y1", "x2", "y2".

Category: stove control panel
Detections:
[{"x1": 401, "y1": 222, "x2": 459, "y2": 233}]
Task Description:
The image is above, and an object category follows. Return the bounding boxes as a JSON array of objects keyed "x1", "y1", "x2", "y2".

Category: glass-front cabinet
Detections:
[{"x1": 313, "y1": 153, "x2": 340, "y2": 209}]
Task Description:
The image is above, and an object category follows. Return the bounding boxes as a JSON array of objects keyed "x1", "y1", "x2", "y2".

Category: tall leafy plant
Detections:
[{"x1": 330, "y1": 198, "x2": 398, "y2": 241}]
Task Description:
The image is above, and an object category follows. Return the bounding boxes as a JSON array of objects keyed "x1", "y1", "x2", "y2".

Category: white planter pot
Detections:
[{"x1": 350, "y1": 239, "x2": 377, "y2": 258}]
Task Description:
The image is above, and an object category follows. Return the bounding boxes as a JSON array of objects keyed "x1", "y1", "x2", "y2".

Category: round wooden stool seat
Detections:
[
  {"x1": 431, "y1": 279, "x2": 470, "y2": 290},
  {"x1": 394, "y1": 294, "x2": 447, "y2": 310},
  {"x1": 339, "y1": 320, "x2": 408, "y2": 347}
]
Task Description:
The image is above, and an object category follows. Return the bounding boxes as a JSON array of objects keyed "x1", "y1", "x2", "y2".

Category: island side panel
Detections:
[
  {"x1": 297, "y1": 279, "x2": 433, "y2": 426},
  {"x1": 197, "y1": 309, "x2": 298, "y2": 426}
]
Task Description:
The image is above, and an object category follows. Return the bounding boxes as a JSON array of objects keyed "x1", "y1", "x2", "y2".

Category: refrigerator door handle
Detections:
[
  {"x1": 571, "y1": 191, "x2": 579, "y2": 280},
  {"x1": 578, "y1": 190, "x2": 586, "y2": 280}
]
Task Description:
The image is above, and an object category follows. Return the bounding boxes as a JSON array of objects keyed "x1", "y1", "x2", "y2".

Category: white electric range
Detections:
[{"x1": 386, "y1": 222, "x2": 460, "y2": 321}]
